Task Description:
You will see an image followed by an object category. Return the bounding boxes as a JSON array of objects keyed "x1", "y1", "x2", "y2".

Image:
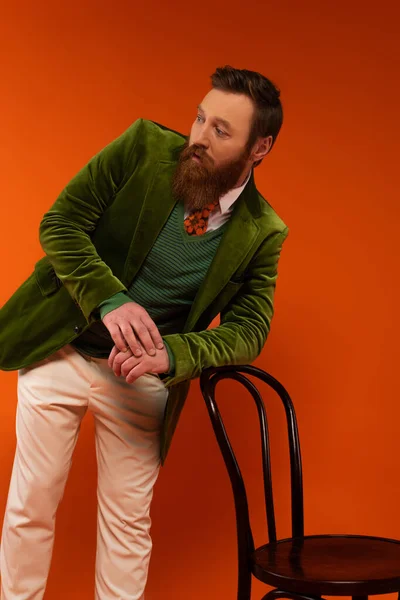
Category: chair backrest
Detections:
[{"x1": 200, "y1": 365, "x2": 304, "y2": 557}]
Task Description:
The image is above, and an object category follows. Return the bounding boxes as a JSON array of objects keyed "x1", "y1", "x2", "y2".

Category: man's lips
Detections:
[
  {"x1": 192, "y1": 150, "x2": 208, "y2": 163},
  {"x1": 186, "y1": 147, "x2": 212, "y2": 165}
]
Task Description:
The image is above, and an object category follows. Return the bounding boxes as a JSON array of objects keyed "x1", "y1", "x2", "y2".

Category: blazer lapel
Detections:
[
  {"x1": 183, "y1": 174, "x2": 261, "y2": 332},
  {"x1": 123, "y1": 160, "x2": 178, "y2": 285}
]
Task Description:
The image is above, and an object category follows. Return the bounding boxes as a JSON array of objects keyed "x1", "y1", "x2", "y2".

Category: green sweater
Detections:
[{"x1": 71, "y1": 201, "x2": 228, "y2": 373}]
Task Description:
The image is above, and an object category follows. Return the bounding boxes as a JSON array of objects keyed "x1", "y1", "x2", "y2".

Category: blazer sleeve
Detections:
[
  {"x1": 161, "y1": 227, "x2": 289, "y2": 386},
  {"x1": 38, "y1": 118, "x2": 144, "y2": 321}
]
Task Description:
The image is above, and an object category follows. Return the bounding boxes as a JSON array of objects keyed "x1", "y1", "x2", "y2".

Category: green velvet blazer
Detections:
[{"x1": 0, "y1": 118, "x2": 288, "y2": 464}]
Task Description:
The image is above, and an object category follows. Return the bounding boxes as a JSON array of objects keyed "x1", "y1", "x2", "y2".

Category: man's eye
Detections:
[
  {"x1": 196, "y1": 114, "x2": 204, "y2": 122},
  {"x1": 216, "y1": 127, "x2": 226, "y2": 136}
]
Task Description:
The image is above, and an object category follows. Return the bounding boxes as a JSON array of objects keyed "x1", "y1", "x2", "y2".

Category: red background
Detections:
[{"x1": 1, "y1": 1, "x2": 399, "y2": 598}]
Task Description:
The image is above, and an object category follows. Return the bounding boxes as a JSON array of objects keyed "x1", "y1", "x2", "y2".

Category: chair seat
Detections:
[{"x1": 252, "y1": 534, "x2": 400, "y2": 596}]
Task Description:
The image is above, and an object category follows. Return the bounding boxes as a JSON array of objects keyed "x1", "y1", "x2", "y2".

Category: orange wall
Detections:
[{"x1": 1, "y1": 1, "x2": 399, "y2": 598}]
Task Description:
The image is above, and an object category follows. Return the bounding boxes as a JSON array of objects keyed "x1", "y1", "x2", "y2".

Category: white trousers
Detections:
[{"x1": 0, "y1": 344, "x2": 168, "y2": 600}]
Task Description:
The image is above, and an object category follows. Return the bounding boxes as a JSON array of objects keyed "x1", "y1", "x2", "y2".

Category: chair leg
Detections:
[
  {"x1": 237, "y1": 565, "x2": 251, "y2": 600},
  {"x1": 261, "y1": 590, "x2": 322, "y2": 600}
]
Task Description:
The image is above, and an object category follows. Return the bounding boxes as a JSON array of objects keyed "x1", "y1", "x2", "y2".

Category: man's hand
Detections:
[
  {"x1": 102, "y1": 302, "x2": 164, "y2": 358},
  {"x1": 108, "y1": 344, "x2": 170, "y2": 384}
]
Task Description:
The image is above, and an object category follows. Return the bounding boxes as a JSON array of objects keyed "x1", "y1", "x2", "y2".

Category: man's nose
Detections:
[{"x1": 192, "y1": 128, "x2": 210, "y2": 149}]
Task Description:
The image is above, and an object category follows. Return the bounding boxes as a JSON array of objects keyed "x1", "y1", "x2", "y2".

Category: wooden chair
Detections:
[{"x1": 200, "y1": 365, "x2": 400, "y2": 600}]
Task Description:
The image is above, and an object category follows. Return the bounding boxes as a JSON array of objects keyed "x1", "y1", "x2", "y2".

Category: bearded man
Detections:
[{"x1": 0, "y1": 65, "x2": 289, "y2": 599}]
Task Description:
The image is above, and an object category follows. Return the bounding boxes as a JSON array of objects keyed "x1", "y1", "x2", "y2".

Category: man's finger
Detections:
[
  {"x1": 120, "y1": 356, "x2": 140, "y2": 378},
  {"x1": 107, "y1": 324, "x2": 128, "y2": 353},
  {"x1": 108, "y1": 346, "x2": 119, "y2": 369},
  {"x1": 119, "y1": 324, "x2": 142, "y2": 357},
  {"x1": 134, "y1": 321, "x2": 157, "y2": 357},
  {"x1": 141, "y1": 316, "x2": 164, "y2": 350},
  {"x1": 112, "y1": 350, "x2": 134, "y2": 377},
  {"x1": 126, "y1": 363, "x2": 147, "y2": 384}
]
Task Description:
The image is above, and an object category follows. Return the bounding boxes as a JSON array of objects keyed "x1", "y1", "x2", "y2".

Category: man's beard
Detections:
[{"x1": 171, "y1": 141, "x2": 251, "y2": 212}]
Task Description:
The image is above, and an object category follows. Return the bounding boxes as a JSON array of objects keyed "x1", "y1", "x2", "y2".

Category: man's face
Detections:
[
  {"x1": 189, "y1": 88, "x2": 254, "y2": 169},
  {"x1": 172, "y1": 89, "x2": 255, "y2": 211}
]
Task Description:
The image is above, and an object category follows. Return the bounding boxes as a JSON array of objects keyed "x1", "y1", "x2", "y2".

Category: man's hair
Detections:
[{"x1": 211, "y1": 65, "x2": 283, "y2": 166}]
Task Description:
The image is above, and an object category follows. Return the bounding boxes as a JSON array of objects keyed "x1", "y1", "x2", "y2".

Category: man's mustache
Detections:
[{"x1": 182, "y1": 143, "x2": 214, "y2": 168}]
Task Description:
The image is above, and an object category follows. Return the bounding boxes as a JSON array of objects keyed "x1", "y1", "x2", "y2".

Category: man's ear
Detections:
[{"x1": 251, "y1": 135, "x2": 273, "y2": 164}]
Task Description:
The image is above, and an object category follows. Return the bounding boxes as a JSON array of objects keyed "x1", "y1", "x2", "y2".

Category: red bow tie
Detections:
[{"x1": 183, "y1": 199, "x2": 220, "y2": 236}]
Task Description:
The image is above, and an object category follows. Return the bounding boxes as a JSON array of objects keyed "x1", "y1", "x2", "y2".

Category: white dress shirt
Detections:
[{"x1": 184, "y1": 170, "x2": 252, "y2": 233}]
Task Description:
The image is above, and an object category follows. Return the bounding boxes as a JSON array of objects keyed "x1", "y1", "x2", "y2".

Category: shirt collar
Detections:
[{"x1": 218, "y1": 170, "x2": 252, "y2": 215}]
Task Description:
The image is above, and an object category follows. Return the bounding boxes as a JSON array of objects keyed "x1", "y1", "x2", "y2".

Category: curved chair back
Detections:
[{"x1": 200, "y1": 365, "x2": 304, "y2": 561}]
